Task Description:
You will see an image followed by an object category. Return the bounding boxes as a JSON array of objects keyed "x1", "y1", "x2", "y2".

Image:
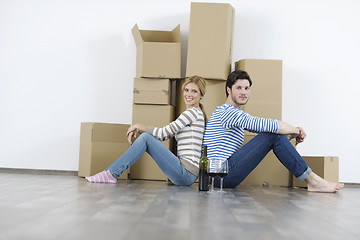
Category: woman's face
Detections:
[{"x1": 183, "y1": 82, "x2": 202, "y2": 108}]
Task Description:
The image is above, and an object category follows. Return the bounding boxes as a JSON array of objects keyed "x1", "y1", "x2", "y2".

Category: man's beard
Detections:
[{"x1": 232, "y1": 95, "x2": 249, "y2": 106}]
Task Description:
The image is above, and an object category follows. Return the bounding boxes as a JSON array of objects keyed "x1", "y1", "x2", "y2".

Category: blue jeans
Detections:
[
  {"x1": 106, "y1": 133, "x2": 197, "y2": 186},
  {"x1": 220, "y1": 132, "x2": 312, "y2": 188}
]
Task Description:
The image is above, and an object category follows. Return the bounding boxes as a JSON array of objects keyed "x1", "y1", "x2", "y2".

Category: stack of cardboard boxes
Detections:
[
  {"x1": 177, "y1": 3, "x2": 294, "y2": 187},
  {"x1": 130, "y1": 24, "x2": 180, "y2": 181},
  {"x1": 235, "y1": 59, "x2": 291, "y2": 186},
  {"x1": 129, "y1": 3, "x2": 234, "y2": 181},
  {"x1": 176, "y1": 2, "x2": 234, "y2": 119}
]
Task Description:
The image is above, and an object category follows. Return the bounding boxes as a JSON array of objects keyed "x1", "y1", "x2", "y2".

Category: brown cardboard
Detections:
[
  {"x1": 186, "y1": 2, "x2": 234, "y2": 80},
  {"x1": 78, "y1": 122, "x2": 129, "y2": 179},
  {"x1": 133, "y1": 78, "x2": 171, "y2": 105},
  {"x1": 240, "y1": 132, "x2": 295, "y2": 187},
  {"x1": 293, "y1": 156, "x2": 339, "y2": 188},
  {"x1": 176, "y1": 79, "x2": 226, "y2": 119},
  {"x1": 132, "y1": 24, "x2": 181, "y2": 78},
  {"x1": 130, "y1": 104, "x2": 175, "y2": 181},
  {"x1": 235, "y1": 59, "x2": 282, "y2": 120}
]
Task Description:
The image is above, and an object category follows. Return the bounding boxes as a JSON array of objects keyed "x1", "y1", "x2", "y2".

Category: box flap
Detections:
[
  {"x1": 131, "y1": 24, "x2": 142, "y2": 46},
  {"x1": 142, "y1": 30, "x2": 173, "y2": 42},
  {"x1": 133, "y1": 24, "x2": 181, "y2": 43},
  {"x1": 171, "y1": 24, "x2": 181, "y2": 43}
]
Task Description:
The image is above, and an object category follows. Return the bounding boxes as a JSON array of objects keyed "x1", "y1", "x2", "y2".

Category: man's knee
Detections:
[
  {"x1": 258, "y1": 132, "x2": 288, "y2": 142},
  {"x1": 257, "y1": 132, "x2": 278, "y2": 140}
]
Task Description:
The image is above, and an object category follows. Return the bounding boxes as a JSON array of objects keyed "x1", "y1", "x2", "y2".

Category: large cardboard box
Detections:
[
  {"x1": 78, "y1": 122, "x2": 129, "y2": 179},
  {"x1": 176, "y1": 79, "x2": 226, "y2": 118},
  {"x1": 133, "y1": 78, "x2": 171, "y2": 105},
  {"x1": 293, "y1": 156, "x2": 339, "y2": 188},
  {"x1": 235, "y1": 59, "x2": 282, "y2": 120},
  {"x1": 186, "y1": 2, "x2": 235, "y2": 80},
  {"x1": 132, "y1": 24, "x2": 181, "y2": 78},
  {"x1": 130, "y1": 104, "x2": 175, "y2": 181},
  {"x1": 240, "y1": 132, "x2": 295, "y2": 187}
]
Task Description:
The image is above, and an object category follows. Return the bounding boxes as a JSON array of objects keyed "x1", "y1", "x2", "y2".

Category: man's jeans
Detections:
[
  {"x1": 107, "y1": 133, "x2": 197, "y2": 186},
  {"x1": 222, "y1": 132, "x2": 312, "y2": 188}
]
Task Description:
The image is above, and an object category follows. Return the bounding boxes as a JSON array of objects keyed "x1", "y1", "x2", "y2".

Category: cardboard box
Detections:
[
  {"x1": 129, "y1": 141, "x2": 173, "y2": 182},
  {"x1": 235, "y1": 59, "x2": 282, "y2": 120},
  {"x1": 130, "y1": 104, "x2": 175, "y2": 181},
  {"x1": 176, "y1": 78, "x2": 226, "y2": 118},
  {"x1": 293, "y1": 156, "x2": 339, "y2": 188},
  {"x1": 78, "y1": 123, "x2": 129, "y2": 179},
  {"x1": 240, "y1": 132, "x2": 295, "y2": 187},
  {"x1": 132, "y1": 24, "x2": 181, "y2": 78},
  {"x1": 133, "y1": 78, "x2": 171, "y2": 105},
  {"x1": 186, "y1": 2, "x2": 235, "y2": 80}
]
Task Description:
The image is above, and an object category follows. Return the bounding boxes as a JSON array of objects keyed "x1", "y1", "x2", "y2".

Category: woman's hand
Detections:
[
  {"x1": 126, "y1": 123, "x2": 146, "y2": 144},
  {"x1": 126, "y1": 126, "x2": 138, "y2": 144}
]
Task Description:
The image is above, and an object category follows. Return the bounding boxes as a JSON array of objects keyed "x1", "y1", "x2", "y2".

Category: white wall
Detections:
[{"x1": 1, "y1": 0, "x2": 359, "y2": 183}]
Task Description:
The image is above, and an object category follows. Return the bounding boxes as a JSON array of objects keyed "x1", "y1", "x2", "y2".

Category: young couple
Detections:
[{"x1": 86, "y1": 72, "x2": 344, "y2": 193}]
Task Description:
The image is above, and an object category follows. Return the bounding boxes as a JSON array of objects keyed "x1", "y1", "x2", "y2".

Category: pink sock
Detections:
[{"x1": 85, "y1": 170, "x2": 117, "y2": 184}]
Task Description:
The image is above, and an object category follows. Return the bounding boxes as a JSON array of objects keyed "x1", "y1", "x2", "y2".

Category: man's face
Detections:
[{"x1": 227, "y1": 79, "x2": 251, "y2": 107}]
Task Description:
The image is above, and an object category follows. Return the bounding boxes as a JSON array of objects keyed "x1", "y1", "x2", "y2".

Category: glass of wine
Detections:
[
  {"x1": 207, "y1": 158, "x2": 218, "y2": 193},
  {"x1": 217, "y1": 160, "x2": 228, "y2": 192}
]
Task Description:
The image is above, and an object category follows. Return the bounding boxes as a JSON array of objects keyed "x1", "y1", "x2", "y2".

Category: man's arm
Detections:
[
  {"x1": 277, "y1": 120, "x2": 306, "y2": 145},
  {"x1": 278, "y1": 120, "x2": 299, "y2": 135}
]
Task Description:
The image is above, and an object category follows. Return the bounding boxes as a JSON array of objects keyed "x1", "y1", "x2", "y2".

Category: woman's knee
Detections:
[
  {"x1": 170, "y1": 173, "x2": 197, "y2": 186},
  {"x1": 136, "y1": 132, "x2": 153, "y2": 142},
  {"x1": 139, "y1": 132, "x2": 150, "y2": 138}
]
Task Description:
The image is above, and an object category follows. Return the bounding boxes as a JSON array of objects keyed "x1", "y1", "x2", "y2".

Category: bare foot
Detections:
[{"x1": 305, "y1": 172, "x2": 344, "y2": 193}]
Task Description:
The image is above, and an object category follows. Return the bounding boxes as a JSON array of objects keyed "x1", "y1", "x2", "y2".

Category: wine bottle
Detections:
[{"x1": 198, "y1": 145, "x2": 209, "y2": 191}]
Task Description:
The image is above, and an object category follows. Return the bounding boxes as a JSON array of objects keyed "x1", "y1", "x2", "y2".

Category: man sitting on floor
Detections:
[{"x1": 203, "y1": 70, "x2": 344, "y2": 192}]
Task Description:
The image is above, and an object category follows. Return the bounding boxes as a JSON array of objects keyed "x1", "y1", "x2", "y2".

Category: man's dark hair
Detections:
[{"x1": 225, "y1": 70, "x2": 252, "y2": 97}]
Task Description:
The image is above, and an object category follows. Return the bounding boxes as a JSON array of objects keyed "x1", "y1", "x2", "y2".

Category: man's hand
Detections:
[
  {"x1": 295, "y1": 127, "x2": 306, "y2": 145},
  {"x1": 288, "y1": 127, "x2": 306, "y2": 145}
]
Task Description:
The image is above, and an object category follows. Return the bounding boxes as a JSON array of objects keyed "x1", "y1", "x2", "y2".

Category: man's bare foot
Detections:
[{"x1": 305, "y1": 172, "x2": 344, "y2": 193}]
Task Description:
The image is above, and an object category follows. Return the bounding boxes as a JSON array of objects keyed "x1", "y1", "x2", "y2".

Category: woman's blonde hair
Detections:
[{"x1": 182, "y1": 75, "x2": 207, "y2": 121}]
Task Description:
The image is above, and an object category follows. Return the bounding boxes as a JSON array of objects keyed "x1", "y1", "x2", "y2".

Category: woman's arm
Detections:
[
  {"x1": 127, "y1": 108, "x2": 201, "y2": 144},
  {"x1": 150, "y1": 108, "x2": 200, "y2": 141},
  {"x1": 126, "y1": 123, "x2": 146, "y2": 144}
]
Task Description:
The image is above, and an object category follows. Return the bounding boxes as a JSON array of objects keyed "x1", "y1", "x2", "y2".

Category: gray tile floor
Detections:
[{"x1": 0, "y1": 172, "x2": 359, "y2": 240}]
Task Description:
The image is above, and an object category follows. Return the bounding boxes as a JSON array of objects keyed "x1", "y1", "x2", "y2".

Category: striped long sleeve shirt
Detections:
[
  {"x1": 203, "y1": 104, "x2": 280, "y2": 162},
  {"x1": 146, "y1": 107, "x2": 205, "y2": 176}
]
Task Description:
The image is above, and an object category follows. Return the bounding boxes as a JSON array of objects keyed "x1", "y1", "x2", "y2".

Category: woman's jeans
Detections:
[
  {"x1": 221, "y1": 132, "x2": 312, "y2": 188},
  {"x1": 106, "y1": 133, "x2": 197, "y2": 186}
]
